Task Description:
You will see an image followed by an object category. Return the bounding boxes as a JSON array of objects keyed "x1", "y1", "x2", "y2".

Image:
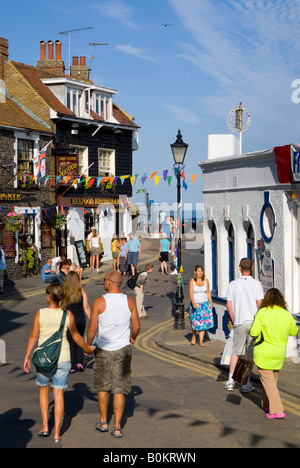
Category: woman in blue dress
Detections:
[{"x1": 189, "y1": 265, "x2": 214, "y2": 346}]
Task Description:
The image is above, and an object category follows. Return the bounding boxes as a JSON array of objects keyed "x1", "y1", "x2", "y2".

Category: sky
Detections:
[{"x1": 2, "y1": 0, "x2": 300, "y2": 215}]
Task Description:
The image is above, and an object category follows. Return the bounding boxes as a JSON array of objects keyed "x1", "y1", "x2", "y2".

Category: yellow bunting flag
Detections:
[
  {"x1": 130, "y1": 176, "x2": 135, "y2": 186},
  {"x1": 191, "y1": 175, "x2": 198, "y2": 184},
  {"x1": 154, "y1": 176, "x2": 160, "y2": 186}
]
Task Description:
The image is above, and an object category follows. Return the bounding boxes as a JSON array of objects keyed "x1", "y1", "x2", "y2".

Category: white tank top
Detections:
[
  {"x1": 192, "y1": 280, "x2": 208, "y2": 303},
  {"x1": 97, "y1": 294, "x2": 131, "y2": 351},
  {"x1": 91, "y1": 236, "x2": 99, "y2": 248}
]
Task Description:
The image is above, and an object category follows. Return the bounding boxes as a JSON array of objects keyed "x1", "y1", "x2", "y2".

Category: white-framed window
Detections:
[
  {"x1": 94, "y1": 93, "x2": 111, "y2": 120},
  {"x1": 98, "y1": 149, "x2": 115, "y2": 177},
  {"x1": 66, "y1": 87, "x2": 82, "y2": 115}
]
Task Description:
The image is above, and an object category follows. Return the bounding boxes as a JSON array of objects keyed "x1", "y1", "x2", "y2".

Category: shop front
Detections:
[{"x1": 57, "y1": 194, "x2": 132, "y2": 267}]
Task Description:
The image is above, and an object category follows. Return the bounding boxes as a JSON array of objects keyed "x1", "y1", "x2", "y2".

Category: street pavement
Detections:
[
  {"x1": 1, "y1": 237, "x2": 299, "y2": 401},
  {"x1": 0, "y1": 237, "x2": 300, "y2": 449}
]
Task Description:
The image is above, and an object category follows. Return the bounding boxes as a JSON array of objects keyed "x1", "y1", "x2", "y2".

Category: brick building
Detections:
[{"x1": 0, "y1": 37, "x2": 139, "y2": 283}]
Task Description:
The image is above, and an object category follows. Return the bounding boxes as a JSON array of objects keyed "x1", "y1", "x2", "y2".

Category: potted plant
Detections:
[{"x1": 4, "y1": 211, "x2": 23, "y2": 233}]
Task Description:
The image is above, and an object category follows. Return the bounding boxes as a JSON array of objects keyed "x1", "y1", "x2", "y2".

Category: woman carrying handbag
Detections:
[{"x1": 23, "y1": 283, "x2": 94, "y2": 442}]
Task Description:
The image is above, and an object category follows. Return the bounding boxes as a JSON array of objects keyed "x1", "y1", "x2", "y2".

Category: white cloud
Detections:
[
  {"x1": 95, "y1": 0, "x2": 140, "y2": 30},
  {"x1": 116, "y1": 44, "x2": 155, "y2": 62},
  {"x1": 162, "y1": 104, "x2": 200, "y2": 125},
  {"x1": 168, "y1": 0, "x2": 300, "y2": 146}
]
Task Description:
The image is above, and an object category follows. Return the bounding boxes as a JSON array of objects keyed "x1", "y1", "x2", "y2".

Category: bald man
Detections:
[{"x1": 87, "y1": 271, "x2": 140, "y2": 438}]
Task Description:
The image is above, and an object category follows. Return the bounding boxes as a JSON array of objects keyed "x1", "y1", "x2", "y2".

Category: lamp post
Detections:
[{"x1": 170, "y1": 130, "x2": 188, "y2": 330}]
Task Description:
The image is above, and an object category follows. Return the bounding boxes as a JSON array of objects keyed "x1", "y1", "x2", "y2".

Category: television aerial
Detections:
[{"x1": 58, "y1": 27, "x2": 93, "y2": 71}]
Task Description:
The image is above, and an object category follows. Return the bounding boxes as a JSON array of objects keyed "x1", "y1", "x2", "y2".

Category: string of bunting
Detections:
[{"x1": 18, "y1": 168, "x2": 199, "y2": 191}]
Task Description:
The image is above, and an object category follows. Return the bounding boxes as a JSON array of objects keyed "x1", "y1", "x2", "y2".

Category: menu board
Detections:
[
  {"x1": 0, "y1": 224, "x2": 16, "y2": 258},
  {"x1": 75, "y1": 240, "x2": 88, "y2": 268}
]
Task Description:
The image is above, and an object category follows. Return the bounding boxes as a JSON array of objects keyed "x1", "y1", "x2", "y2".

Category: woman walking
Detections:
[
  {"x1": 23, "y1": 283, "x2": 94, "y2": 442},
  {"x1": 89, "y1": 229, "x2": 102, "y2": 272},
  {"x1": 250, "y1": 288, "x2": 298, "y2": 419},
  {"x1": 189, "y1": 265, "x2": 214, "y2": 346},
  {"x1": 63, "y1": 271, "x2": 91, "y2": 373},
  {"x1": 119, "y1": 236, "x2": 128, "y2": 276}
]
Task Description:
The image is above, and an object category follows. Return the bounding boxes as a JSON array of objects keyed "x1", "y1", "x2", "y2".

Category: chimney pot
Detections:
[
  {"x1": 55, "y1": 40, "x2": 62, "y2": 60},
  {"x1": 80, "y1": 56, "x2": 86, "y2": 66},
  {"x1": 72, "y1": 56, "x2": 79, "y2": 65},
  {"x1": 40, "y1": 41, "x2": 46, "y2": 60},
  {"x1": 47, "y1": 40, "x2": 54, "y2": 60}
]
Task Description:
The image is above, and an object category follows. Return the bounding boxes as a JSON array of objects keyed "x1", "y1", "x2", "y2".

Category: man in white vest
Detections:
[
  {"x1": 87, "y1": 271, "x2": 140, "y2": 438},
  {"x1": 225, "y1": 258, "x2": 264, "y2": 392}
]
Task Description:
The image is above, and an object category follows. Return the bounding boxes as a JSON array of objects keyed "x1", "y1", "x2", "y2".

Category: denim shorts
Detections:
[{"x1": 36, "y1": 361, "x2": 71, "y2": 390}]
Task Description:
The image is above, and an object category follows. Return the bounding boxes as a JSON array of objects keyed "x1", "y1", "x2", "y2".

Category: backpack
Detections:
[
  {"x1": 126, "y1": 271, "x2": 145, "y2": 289},
  {"x1": 32, "y1": 310, "x2": 67, "y2": 373}
]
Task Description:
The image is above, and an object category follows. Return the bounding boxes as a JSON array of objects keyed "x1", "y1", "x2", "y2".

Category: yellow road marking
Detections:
[{"x1": 136, "y1": 316, "x2": 300, "y2": 417}]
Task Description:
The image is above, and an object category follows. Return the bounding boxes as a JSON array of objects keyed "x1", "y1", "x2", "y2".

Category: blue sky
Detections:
[{"x1": 2, "y1": 0, "x2": 300, "y2": 212}]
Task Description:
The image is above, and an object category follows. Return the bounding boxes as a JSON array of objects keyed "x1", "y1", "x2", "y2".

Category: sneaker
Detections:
[
  {"x1": 170, "y1": 269, "x2": 178, "y2": 275},
  {"x1": 240, "y1": 383, "x2": 255, "y2": 393},
  {"x1": 225, "y1": 380, "x2": 234, "y2": 391},
  {"x1": 76, "y1": 364, "x2": 84, "y2": 372},
  {"x1": 265, "y1": 412, "x2": 286, "y2": 420}
]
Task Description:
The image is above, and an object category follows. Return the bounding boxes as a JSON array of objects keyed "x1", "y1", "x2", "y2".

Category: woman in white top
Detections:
[
  {"x1": 89, "y1": 229, "x2": 102, "y2": 272},
  {"x1": 23, "y1": 283, "x2": 94, "y2": 442},
  {"x1": 189, "y1": 265, "x2": 214, "y2": 346}
]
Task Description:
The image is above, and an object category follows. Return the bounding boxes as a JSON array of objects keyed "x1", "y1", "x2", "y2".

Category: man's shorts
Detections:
[
  {"x1": 127, "y1": 252, "x2": 139, "y2": 266},
  {"x1": 94, "y1": 345, "x2": 132, "y2": 395},
  {"x1": 232, "y1": 322, "x2": 252, "y2": 355}
]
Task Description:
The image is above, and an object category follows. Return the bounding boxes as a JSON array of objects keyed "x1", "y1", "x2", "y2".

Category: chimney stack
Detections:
[
  {"x1": 70, "y1": 55, "x2": 90, "y2": 81},
  {"x1": 37, "y1": 39, "x2": 65, "y2": 75},
  {"x1": 0, "y1": 37, "x2": 9, "y2": 82}
]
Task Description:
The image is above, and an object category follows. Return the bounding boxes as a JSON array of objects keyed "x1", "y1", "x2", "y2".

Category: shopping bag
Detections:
[{"x1": 233, "y1": 356, "x2": 253, "y2": 386}]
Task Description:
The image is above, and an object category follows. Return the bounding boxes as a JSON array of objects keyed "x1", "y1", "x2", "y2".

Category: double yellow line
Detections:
[
  {"x1": 136, "y1": 317, "x2": 300, "y2": 417},
  {"x1": 136, "y1": 316, "x2": 220, "y2": 379}
]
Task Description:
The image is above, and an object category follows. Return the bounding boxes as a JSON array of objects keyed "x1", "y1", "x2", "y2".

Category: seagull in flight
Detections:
[{"x1": 159, "y1": 24, "x2": 173, "y2": 27}]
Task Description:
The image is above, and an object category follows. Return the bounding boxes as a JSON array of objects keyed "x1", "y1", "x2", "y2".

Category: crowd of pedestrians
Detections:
[{"x1": 19, "y1": 223, "x2": 299, "y2": 443}]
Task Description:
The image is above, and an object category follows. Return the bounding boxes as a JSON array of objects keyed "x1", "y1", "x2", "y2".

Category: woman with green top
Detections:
[{"x1": 250, "y1": 288, "x2": 298, "y2": 420}]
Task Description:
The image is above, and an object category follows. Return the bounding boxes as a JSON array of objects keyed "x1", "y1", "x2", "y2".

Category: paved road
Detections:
[{"x1": 0, "y1": 242, "x2": 300, "y2": 450}]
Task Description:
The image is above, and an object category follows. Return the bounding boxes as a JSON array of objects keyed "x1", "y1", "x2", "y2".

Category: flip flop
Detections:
[
  {"x1": 111, "y1": 427, "x2": 123, "y2": 438},
  {"x1": 38, "y1": 431, "x2": 49, "y2": 437},
  {"x1": 95, "y1": 421, "x2": 109, "y2": 432}
]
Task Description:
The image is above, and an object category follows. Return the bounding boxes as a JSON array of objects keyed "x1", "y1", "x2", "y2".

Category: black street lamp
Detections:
[{"x1": 170, "y1": 130, "x2": 188, "y2": 330}]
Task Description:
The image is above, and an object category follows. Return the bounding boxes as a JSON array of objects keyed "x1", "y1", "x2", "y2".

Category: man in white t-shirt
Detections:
[{"x1": 225, "y1": 258, "x2": 264, "y2": 392}]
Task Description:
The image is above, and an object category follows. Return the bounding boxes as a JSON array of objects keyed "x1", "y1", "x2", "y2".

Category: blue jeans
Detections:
[{"x1": 43, "y1": 275, "x2": 59, "y2": 283}]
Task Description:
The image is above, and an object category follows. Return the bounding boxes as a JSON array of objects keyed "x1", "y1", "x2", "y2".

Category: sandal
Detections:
[
  {"x1": 111, "y1": 427, "x2": 123, "y2": 438},
  {"x1": 96, "y1": 421, "x2": 109, "y2": 432}
]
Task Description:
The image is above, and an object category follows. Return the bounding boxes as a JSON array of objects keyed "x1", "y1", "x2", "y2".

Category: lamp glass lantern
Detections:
[{"x1": 170, "y1": 130, "x2": 188, "y2": 165}]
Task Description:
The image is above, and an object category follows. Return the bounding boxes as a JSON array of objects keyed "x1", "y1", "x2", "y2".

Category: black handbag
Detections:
[{"x1": 32, "y1": 310, "x2": 67, "y2": 373}]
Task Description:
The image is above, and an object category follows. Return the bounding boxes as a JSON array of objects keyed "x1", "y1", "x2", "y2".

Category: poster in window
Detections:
[
  {"x1": 41, "y1": 223, "x2": 52, "y2": 248},
  {"x1": 1, "y1": 224, "x2": 16, "y2": 259},
  {"x1": 75, "y1": 240, "x2": 88, "y2": 268}
]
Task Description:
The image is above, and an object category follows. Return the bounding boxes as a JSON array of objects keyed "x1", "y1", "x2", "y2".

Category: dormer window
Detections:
[
  {"x1": 94, "y1": 93, "x2": 110, "y2": 120},
  {"x1": 66, "y1": 87, "x2": 81, "y2": 115}
]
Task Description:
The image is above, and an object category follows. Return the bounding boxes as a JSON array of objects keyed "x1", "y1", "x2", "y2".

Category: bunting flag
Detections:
[
  {"x1": 15, "y1": 166, "x2": 201, "y2": 191},
  {"x1": 150, "y1": 171, "x2": 158, "y2": 180},
  {"x1": 166, "y1": 175, "x2": 172, "y2": 186}
]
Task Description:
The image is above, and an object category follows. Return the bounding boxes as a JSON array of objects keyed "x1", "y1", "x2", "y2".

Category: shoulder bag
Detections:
[{"x1": 32, "y1": 310, "x2": 67, "y2": 373}]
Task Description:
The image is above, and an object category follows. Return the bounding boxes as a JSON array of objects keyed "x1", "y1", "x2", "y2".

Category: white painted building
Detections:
[{"x1": 198, "y1": 136, "x2": 300, "y2": 355}]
